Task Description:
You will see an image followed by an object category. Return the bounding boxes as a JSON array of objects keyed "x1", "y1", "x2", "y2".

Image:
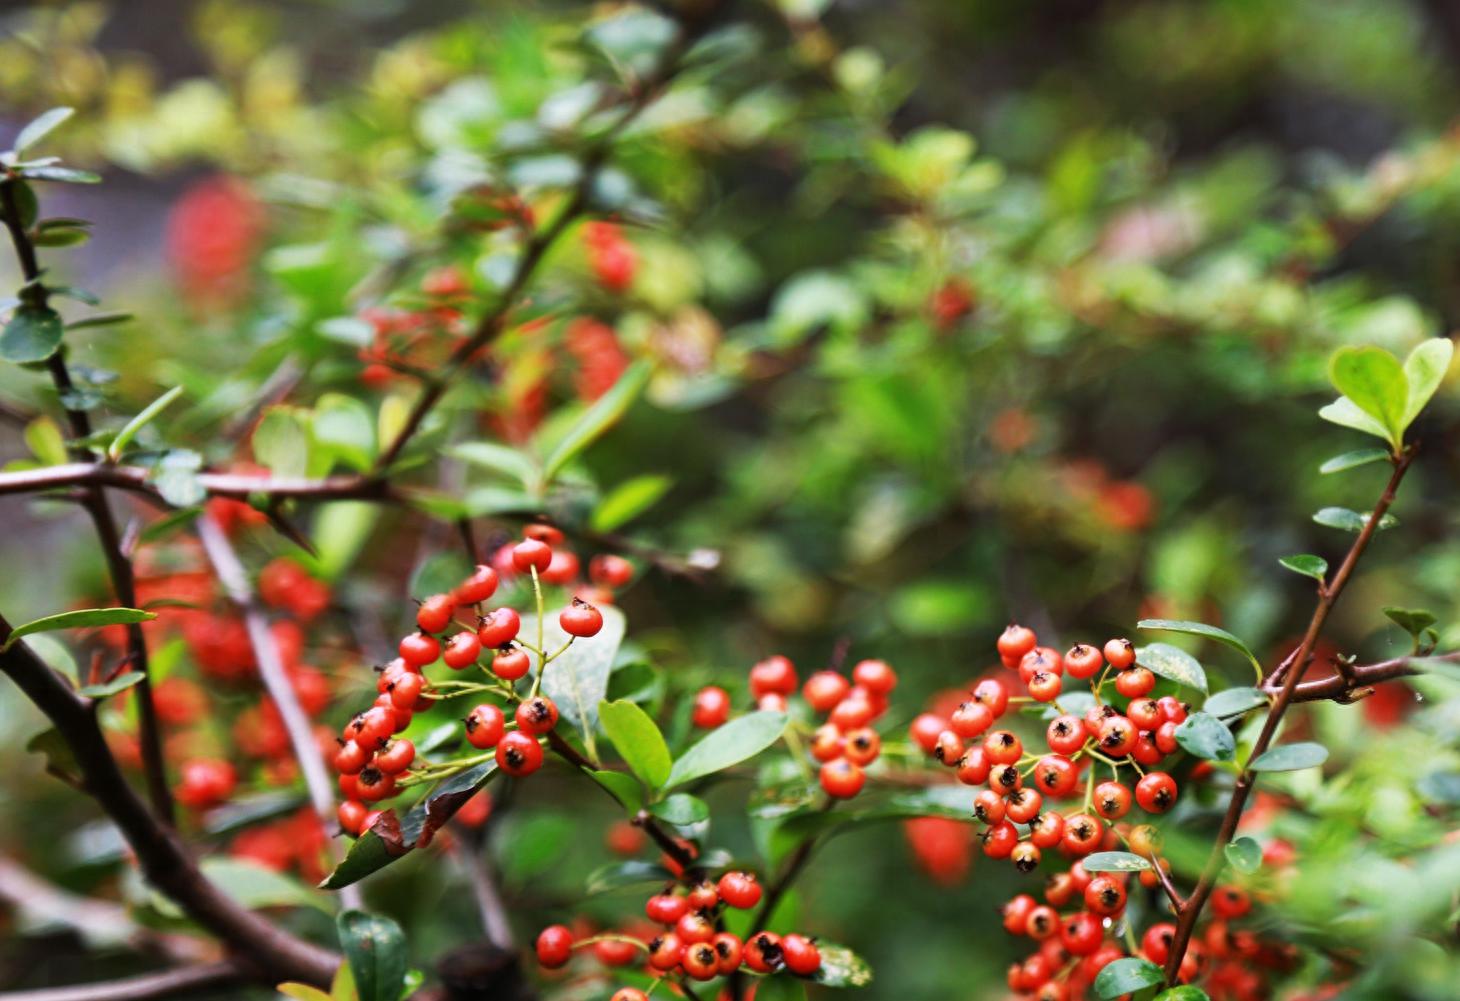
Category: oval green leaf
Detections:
[
  {"x1": 1175, "y1": 711, "x2": 1235, "y2": 761},
  {"x1": 3, "y1": 607, "x2": 155, "y2": 652},
  {"x1": 599, "y1": 698, "x2": 672, "y2": 788},
  {"x1": 1330, "y1": 345, "x2": 1408, "y2": 447},
  {"x1": 1135, "y1": 641, "x2": 1208, "y2": 693},
  {"x1": 1094, "y1": 956, "x2": 1165, "y2": 999},
  {"x1": 1080, "y1": 851, "x2": 1152, "y2": 872},
  {"x1": 811, "y1": 942, "x2": 874, "y2": 988},
  {"x1": 1249, "y1": 741, "x2": 1328, "y2": 772},
  {"x1": 1314, "y1": 507, "x2": 1397, "y2": 533},
  {"x1": 666, "y1": 711, "x2": 788, "y2": 788},
  {"x1": 1401, "y1": 337, "x2": 1453, "y2": 429},
  {"x1": 1203, "y1": 687, "x2": 1268, "y2": 719},
  {"x1": 1, "y1": 305, "x2": 64, "y2": 363},
  {"x1": 78, "y1": 671, "x2": 145, "y2": 698},
  {"x1": 1154, "y1": 988, "x2": 1212, "y2": 1001},
  {"x1": 1138, "y1": 620, "x2": 1257, "y2": 675},
  {"x1": 1278, "y1": 554, "x2": 1327, "y2": 581},
  {"x1": 1225, "y1": 836, "x2": 1261, "y2": 874},
  {"x1": 1319, "y1": 447, "x2": 1389, "y2": 474},
  {"x1": 337, "y1": 910, "x2": 408, "y2": 1001},
  {"x1": 542, "y1": 360, "x2": 651, "y2": 481},
  {"x1": 648, "y1": 792, "x2": 710, "y2": 827}
]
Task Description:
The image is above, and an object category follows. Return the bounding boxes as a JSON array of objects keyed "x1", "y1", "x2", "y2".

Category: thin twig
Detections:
[
  {"x1": 195, "y1": 513, "x2": 363, "y2": 911},
  {"x1": 1162, "y1": 448, "x2": 1416, "y2": 985},
  {"x1": 0, "y1": 961, "x2": 241, "y2": 1001}
]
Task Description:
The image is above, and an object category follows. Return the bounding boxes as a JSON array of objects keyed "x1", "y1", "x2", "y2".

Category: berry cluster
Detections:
[
  {"x1": 333, "y1": 526, "x2": 617, "y2": 836},
  {"x1": 583, "y1": 220, "x2": 637, "y2": 294},
  {"x1": 535, "y1": 869, "x2": 823, "y2": 995}
]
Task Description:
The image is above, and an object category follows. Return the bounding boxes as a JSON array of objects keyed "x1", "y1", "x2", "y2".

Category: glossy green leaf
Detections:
[
  {"x1": 312, "y1": 393, "x2": 377, "y2": 471},
  {"x1": 337, "y1": 910, "x2": 408, "y2": 1001},
  {"x1": 1318, "y1": 395, "x2": 1391, "y2": 441},
  {"x1": 1278, "y1": 554, "x2": 1327, "y2": 581},
  {"x1": 536, "y1": 604, "x2": 627, "y2": 753},
  {"x1": 107, "y1": 385, "x2": 183, "y2": 462},
  {"x1": 446, "y1": 441, "x2": 538, "y2": 487},
  {"x1": 541, "y1": 360, "x2": 651, "y2": 481},
  {"x1": 3, "y1": 607, "x2": 155, "y2": 651},
  {"x1": 1319, "y1": 447, "x2": 1390, "y2": 474},
  {"x1": 810, "y1": 942, "x2": 874, "y2": 988},
  {"x1": 1313, "y1": 507, "x2": 1397, "y2": 533},
  {"x1": 648, "y1": 792, "x2": 709, "y2": 826},
  {"x1": 1249, "y1": 741, "x2": 1328, "y2": 772},
  {"x1": 585, "y1": 859, "x2": 675, "y2": 894},
  {"x1": 590, "y1": 769, "x2": 644, "y2": 812},
  {"x1": 14, "y1": 107, "x2": 75, "y2": 153},
  {"x1": 1135, "y1": 641, "x2": 1208, "y2": 693},
  {"x1": 1203, "y1": 687, "x2": 1268, "y2": 718},
  {"x1": 1175, "y1": 712, "x2": 1235, "y2": 760},
  {"x1": 591, "y1": 473, "x2": 672, "y2": 532},
  {"x1": 1401, "y1": 337, "x2": 1453, "y2": 428},
  {"x1": 755, "y1": 976, "x2": 807, "y2": 1001},
  {"x1": 1225, "y1": 836, "x2": 1262, "y2": 874},
  {"x1": 277, "y1": 984, "x2": 332, "y2": 1001},
  {"x1": 23, "y1": 166, "x2": 101, "y2": 184},
  {"x1": 666, "y1": 711, "x2": 788, "y2": 788},
  {"x1": 1081, "y1": 851, "x2": 1152, "y2": 872},
  {"x1": 1154, "y1": 988, "x2": 1211, "y2": 1001},
  {"x1": 78, "y1": 671, "x2": 145, "y2": 698},
  {"x1": 1384, "y1": 606, "x2": 1437, "y2": 638},
  {"x1": 26, "y1": 727, "x2": 80, "y2": 785},
  {"x1": 1093, "y1": 957, "x2": 1164, "y2": 999},
  {"x1": 1, "y1": 305, "x2": 64, "y2": 363},
  {"x1": 199, "y1": 857, "x2": 326, "y2": 912},
  {"x1": 253, "y1": 407, "x2": 310, "y2": 479},
  {"x1": 1330, "y1": 345, "x2": 1408, "y2": 446},
  {"x1": 599, "y1": 698, "x2": 672, "y2": 788},
  {"x1": 1138, "y1": 619, "x2": 1257, "y2": 675}
]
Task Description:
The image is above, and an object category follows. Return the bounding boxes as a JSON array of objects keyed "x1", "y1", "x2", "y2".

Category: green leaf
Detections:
[
  {"x1": 585, "y1": 859, "x2": 674, "y2": 894},
  {"x1": 591, "y1": 474, "x2": 672, "y2": 532},
  {"x1": 648, "y1": 793, "x2": 709, "y2": 826},
  {"x1": 1249, "y1": 741, "x2": 1328, "y2": 772},
  {"x1": 26, "y1": 727, "x2": 80, "y2": 785},
  {"x1": 447, "y1": 441, "x2": 538, "y2": 487},
  {"x1": 337, "y1": 910, "x2": 408, "y2": 1001},
  {"x1": 78, "y1": 671, "x2": 145, "y2": 698},
  {"x1": 1134, "y1": 641, "x2": 1208, "y2": 693},
  {"x1": 1154, "y1": 989, "x2": 1211, "y2": 1001},
  {"x1": 811, "y1": 942, "x2": 873, "y2": 988},
  {"x1": 1203, "y1": 687, "x2": 1268, "y2": 719},
  {"x1": 536, "y1": 604, "x2": 627, "y2": 754},
  {"x1": 199, "y1": 857, "x2": 325, "y2": 912},
  {"x1": 1081, "y1": 851, "x2": 1152, "y2": 872},
  {"x1": 1174, "y1": 711, "x2": 1235, "y2": 761},
  {"x1": 1401, "y1": 337, "x2": 1453, "y2": 429},
  {"x1": 666, "y1": 711, "x2": 788, "y2": 788},
  {"x1": 14, "y1": 107, "x2": 75, "y2": 153},
  {"x1": 599, "y1": 699, "x2": 672, "y2": 788},
  {"x1": 3, "y1": 607, "x2": 155, "y2": 651},
  {"x1": 1225, "y1": 836, "x2": 1262, "y2": 874},
  {"x1": 1313, "y1": 507, "x2": 1397, "y2": 533},
  {"x1": 23, "y1": 166, "x2": 101, "y2": 184},
  {"x1": 1319, "y1": 447, "x2": 1390, "y2": 474},
  {"x1": 1, "y1": 305, "x2": 64, "y2": 363},
  {"x1": 253, "y1": 407, "x2": 311, "y2": 479},
  {"x1": 312, "y1": 393, "x2": 377, "y2": 472},
  {"x1": 769, "y1": 270, "x2": 868, "y2": 346},
  {"x1": 756, "y1": 976, "x2": 808, "y2": 1001},
  {"x1": 1278, "y1": 554, "x2": 1327, "y2": 581},
  {"x1": 312, "y1": 502, "x2": 380, "y2": 581},
  {"x1": 1137, "y1": 619, "x2": 1258, "y2": 675},
  {"x1": 1093, "y1": 957, "x2": 1164, "y2": 999},
  {"x1": 24, "y1": 415, "x2": 68, "y2": 465},
  {"x1": 1318, "y1": 395, "x2": 1391, "y2": 442},
  {"x1": 107, "y1": 385, "x2": 183, "y2": 462},
  {"x1": 277, "y1": 985, "x2": 332, "y2": 1001},
  {"x1": 1329, "y1": 345, "x2": 1408, "y2": 447},
  {"x1": 541, "y1": 360, "x2": 651, "y2": 481},
  {"x1": 591, "y1": 769, "x2": 645, "y2": 812},
  {"x1": 1384, "y1": 606, "x2": 1438, "y2": 638},
  {"x1": 320, "y1": 760, "x2": 498, "y2": 889}
]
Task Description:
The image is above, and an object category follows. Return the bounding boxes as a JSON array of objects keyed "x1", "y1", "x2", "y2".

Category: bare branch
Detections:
[{"x1": 0, "y1": 962, "x2": 240, "y2": 1001}]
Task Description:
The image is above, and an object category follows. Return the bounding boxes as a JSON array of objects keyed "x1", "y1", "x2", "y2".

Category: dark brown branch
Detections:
[
  {"x1": 1163, "y1": 448, "x2": 1415, "y2": 984},
  {"x1": 0, "y1": 462, "x2": 388, "y2": 503},
  {"x1": 630, "y1": 809, "x2": 700, "y2": 873},
  {"x1": 1147, "y1": 852, "x2": 1185, "y2": 913},
  {"x1": 0, "y1": 614, "x2": 339, "y2": 986},
  {"x1": 0, "y1": 961, "x2": 241, "y2": 1001},
  {"x1": 0, "y1": 178, "x2": 172, "y2": 824},
  {"x1": 1270, "y1": 651, "x2": 1451, "y2": 703}
]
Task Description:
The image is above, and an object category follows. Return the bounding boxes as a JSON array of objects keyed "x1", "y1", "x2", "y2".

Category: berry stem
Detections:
[{"x1": 529, "y1": 566, "x2": 545, "y2": 699}]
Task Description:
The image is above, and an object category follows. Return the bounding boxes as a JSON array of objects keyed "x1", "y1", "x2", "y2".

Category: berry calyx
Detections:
[{"x1": 515, "y1": 695, "x2": 559, "y2": 735}]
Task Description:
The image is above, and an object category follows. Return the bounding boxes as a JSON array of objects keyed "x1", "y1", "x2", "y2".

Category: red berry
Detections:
[
  {"x1": 1030, "y1": 811, "x2": 1065, "y2": 849},
  {"x1": 540, "y1": 549, "x2": 579, "y2": 585},
  {"x1": 909, "y1": 713, "x2": 948, "y2": 753},
  {"x1": 1098, "y1": 716, "x2": 1138, "y2": 757},
  {"x1": 1211, "y1": 885, "x2": 1251, "y2": 919},
  {"x1": 1033, "y1": 755, "x2": 1079, "y2": 798},
  {"x1": 1028, "y1": 670, "x2": 1062, "y2": 702},
  {"x1": 933, "y1": 729, "x2": 964, "y2": 765},
  {"x1": 681, "y1": 941, "x2": 719, "y2": 980},
  {"x1": 811, "y1": 724, "x2": 843, "y2": 762},
  {"x1": 819, "y1": 758, "x2": 865, "y2": 798},
  {"x1": 337, "y1": 799, "x2": 368, "y2": 835},
  {"x1": 1061, "y1": 814, "x2": 1102, "y2": 855},
  {"x1": 989, "y1": 763, "x2": 1022, "y2": 794},
  {"x1": 1006, "y1": 786, "x2": 1043, "y2": 824},
  {"x1": 611, "y1": 990, "x2": 648, "y2": 1001},
  {"x1": 594, "y1": 938, "x2": 639, "y2": 967},
  {"x1": 476, "y1": 608, "x2": 521, "y2": 648},
  {"x1": 997, "y1": 624, "x2": 1038, "y2": 661},
  {"x1": 802, "y1": 670, "x2": 850, "y2": 712},
  {"x1": 515, "y1": 696, "x2": 559, "y2": 735},
  {"x1": 1103, "y1": 638, "x2": 1136, "y2": 669},
  {"x1": 1061, "y1": 912, "x2": 1103, "y2": 956},
  {"x1": 852, "y1": 658, "x2": 896, "y2": 694},
  {"x1": 984, "y1": 730, "x2": 1023, "y2": 765},
  {"x1": 1045, "y1": 714, "x2": 1085, "y2": 755},
  {"x1": 957, "y1": 746, "x2": 991, "y2": 785},
  {"x1": 1019, "y1": 646, "x2": 1063, "y2": 682},
  {"x1": 416, "y1": 594, "x2": 457, "y2": 634},
  {"x1": 496, "y1": 731, "x2": 544, "y2": 776},
  {"x1": 718, "y1": 871, "x2": 762, "y2": 909},
  {"x1": 559, "y1": 598, "x2": 603, "y2": 637},
  {"x1": 536, "y1": 925, "x2": 573, "y2": 968},
  {"x1": 1127, "y1": 697, "x2": 1162, "y2": 730},
  {"x1": 1142, "y1": 922, "x2": 1176, "y2": 965},
  {"x1": 1114, "y1": 666, "x2": 1156, "y2": 698},
  {"x1": 374, "y1": 739, "x2": 415, "y2": 775},
  {"x1": 1025, "y1": 904, "x2": 1059, "y2": 940},
  {"x1": 355, "y1": 766, "x2": 396, "y2": 802},
  {"x1": 443, "y1": 631, "x2": 482, "y2": 670},
  {"x1": 951, "y1": 700, "x2": 994, "y2": 738},
  {"x1": 1011, "y1": 841, "x2": 1042, "y2": 873},
  {"x1": 1158, "y1": 695, "x2": 1189, "y2": 723},
  {"x1": 399, "y1": 632, "x2": 440, "y2": 667},
  {"x1": 973, "y1": 789, "x2": 1007, "y2": 824},
  {"x1": 465, "y1": 704, "x2": 506, "y2": 749},
  {"x1": 829, "y1": 695, "x2": 874, "y2": 730},
  {"x1": 648, "y1": 933, "x2": 684, "y2": 971},
  {"x1": 842, "y1": 727, "x2": 881, "y2": 766},
  {"x1": 175, "y1": 759, "x2": 236, "y2": 809},
  {"x1": 646, "y1": 893, "x2": 689, "y2": 924},
  {"x1": 712, "y1": 932, "x2": 743, "y2": 975},
  {"x1": 749, "y1": 655, "x2": 797, "y2": 697},
  {"x1": 1064, "y1": 644, "x2": 1103, "y2": 679},
  {"x1": 687, "y1": 880, "x2": 719, "y2": 911},
  {"x1": 589, "y1": 554, "x2": 634, "y2": 587},
  {"x1": 981, "y1": 820, "x2": 1019, "y2": 858},
  {"x1": 973, "y1": 678, "x2": 1010, "y2": 716},
  {"x1": 743, "y1": 932, "x2": 783, "y2": 973},
  {"x1": 1084, "y1": 875, "x2": 1127, "y2": 915},
  {"x1": 1093, "y1": 781, "x2": 1131, "y2": 820},
  {"x1": 524, "y1": 523, "x2": 564, "y2": 546},
  {"x1": 781, "y1": 934, "x2": 821, "y2": 976},
  {"x1": 1135, "y1": 771, "x2": 1178, "y2": 813},
  {"x1": 455, "y1": 565, "x2": 499, "y2": 605},
  {"x1": 491, "y1": 646, "x2": 531, "y2": 681},
  {"x1": 388, "y1": 671, "x2": 424, "y2": 710},
  {"x1": 675, "y1": 912, "x2": 714, "y2": 944},
  {"x1": 334, "y1": 740, "x2": 370, "y2": 775},
  {"x1": 691, "y1": 686, "x2": 730, "y2": 728},
  {"x1": 1003, "y1": 894, "x2": 1037, "y2": 935},
  {"x1": 513, "y1": 538, "x2": 553, "y2": 573}
]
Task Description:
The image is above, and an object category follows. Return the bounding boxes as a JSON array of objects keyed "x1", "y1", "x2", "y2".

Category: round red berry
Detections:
[
  {"x1": 416, "y1": 594, "x2": 457, "y2": 634},
  {"x1": 443, "y1": 630, "x2": 482, "y2": 670},
  {"x1": 455, "y1": 564, "x2": 499, "y2": 605},
  {"x1": 559, "y1": 598, "x2": 603, "y2": 637},
  {"x1": 513, "y1": 538, "x2": 553, "y2": 573},
  {"x1": 476, "y1": 608, "x2": 521, "y2": 648},
  {"x1": 496, "y1": 731, "x2": 544, "y2": 776},
  {"x1": 515, "y1": 696, "x2": 559, "y2": 735},
  {"x1": 819, "y1": 758, "x2": 865, "y2": 798},
  {"x1": 464, "y1": 704, "x2": 505, "y2": 749},
  {"x1": 691, "y1": 685, "x2": 730, "y2": 728},
  {"x1": 536, "y1": 925, "x2": 573, "y2": 968},
  {"x1": 781, "y1": 934, "x2": 821, "y2": 976}
]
